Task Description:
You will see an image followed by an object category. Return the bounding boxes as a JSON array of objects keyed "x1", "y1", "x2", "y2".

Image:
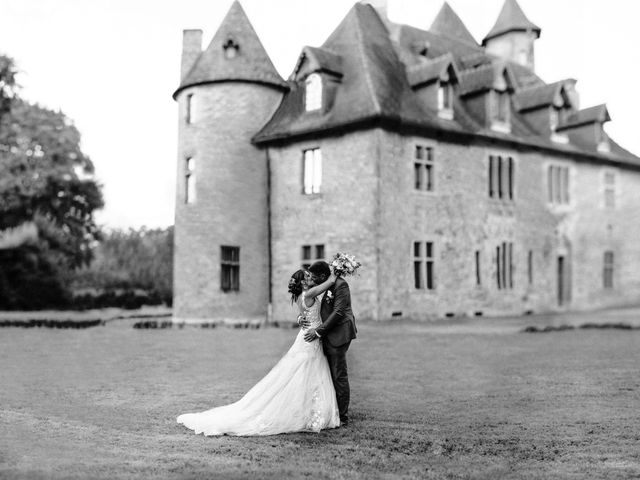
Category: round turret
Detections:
[{"x1": 173, "y1": 1, "x2": 286, "y2": 323}]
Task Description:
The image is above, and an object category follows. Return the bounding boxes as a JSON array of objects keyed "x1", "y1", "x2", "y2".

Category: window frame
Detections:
[
  {"x1": 490, "y1": 89, "x2": 511, "y2": 133},
  {"x1": 414, "y1": 144, "x2": 435, "y2": 193},
  {"x1": 302, "y1": 147, "x2": 322, "y2": 195},
  {"x1": 304, "y1": 73, "x2": 323, "y2": 112},
  {"x1": 220, "y1": 246, "x2": 240, "y2": 292},
  {"x1": 603, "y1": 251, "x2": 614, "y2": 289},
  {"x1": 185, "y1": 157, "x2": 196, "y2": 204},
  {"x1": 301, "y1": 244, "x2": 325, "y2": 269},
  {"x1": 413, "y1": 241, "x2": 435, "y2": 291},
  {"x1": 437, "y1": 82, "x2": 454, "y2": 119},
  {"x1": 488, "y1": 153, "x2": 515, "y2": 202},
  {"x1": 186, "y1": 94, "x2": 194, "y2": 124},
  {"x1": 546, "y1": 163, "x2": 571, "y2": 207},
  {"x1": 496, "y1": 241, "x2": 514, "y2": 291}
]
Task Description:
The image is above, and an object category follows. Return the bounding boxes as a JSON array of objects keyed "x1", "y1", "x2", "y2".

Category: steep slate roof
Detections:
[
  {"x1": 514, "y1": 81, "x2": 567, "y2": 111},
  {"x1": 458, "y1": 62, "x2": 516, "y2": 96},
  {"x1": 482, "y1": 0, "x2": 541, "y2": 44},
  {"x1": 406, "y1": 54, "x2": 457, "y2": 88},
  {"x1": 174, "y1": 0, "x2": 286, "y2": 98},
  {"x1": 557, "y1": 104, "x2": 611, "y2": 130},
  {"x1": 293, "y1": 46, "x2": 344, "y2": 79},
  {"x1": 253, "y1": 2, "x2": 639, "y2": 167},
  {"x1": 255, "y1": 3, "x2": 466, "y2": 142},
  {"x1": 430, "y1": 2, "x2": 478, "y2": 47}
]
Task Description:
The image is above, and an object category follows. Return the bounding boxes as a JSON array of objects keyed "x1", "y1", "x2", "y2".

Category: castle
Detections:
[{"x1": 172, "y1": 0, "x2": 640, "y2": 323}]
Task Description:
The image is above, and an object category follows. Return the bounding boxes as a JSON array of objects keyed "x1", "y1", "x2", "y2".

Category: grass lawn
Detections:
[{"x1": 0, "y1": 313, "x2": 639, "y2": 479}]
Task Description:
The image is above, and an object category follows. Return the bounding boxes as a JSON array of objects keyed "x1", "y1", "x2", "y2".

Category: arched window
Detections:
[
  {"x1": 223, "y1": 39, "x2": 239, "y2": 59},
  {"x1": 305, "y1": 73, "x2": 322, "y2": 112}
]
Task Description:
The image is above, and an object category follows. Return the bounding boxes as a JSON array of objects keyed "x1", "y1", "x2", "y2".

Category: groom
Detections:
[{"x1": 303, "y1": 260, "x2": 357, "y2": 426}]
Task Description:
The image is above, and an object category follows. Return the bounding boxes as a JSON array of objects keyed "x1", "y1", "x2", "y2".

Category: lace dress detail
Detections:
[{"x1": 177, "y1": 290, "x2": 339, "y2": 436}]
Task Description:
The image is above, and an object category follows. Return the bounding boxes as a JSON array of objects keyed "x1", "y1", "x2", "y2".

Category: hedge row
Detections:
[
  {"x1": 523, "y1": 322, "x2": 639, "y2": 333},
  {"x1": 0, "y1": 319, "x2": 103, "y2": 329},
  {"x1": 71, "y1": 289, "x2": 169, "y2": 310},
  {"x1": 133, "y1": 320, "x2": 274, "y2": 329}
]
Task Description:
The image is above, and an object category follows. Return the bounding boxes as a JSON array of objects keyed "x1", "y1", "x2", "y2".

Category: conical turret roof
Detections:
[
  {"x1": 482, "y1": 0, "x2": 541, "y2": 44},
  {"x1": 429, "y1": 2, "x2": 477, "y2": 47},
  {"x1": 174, "y1": 1, "x2": 286, "y2": 97}
]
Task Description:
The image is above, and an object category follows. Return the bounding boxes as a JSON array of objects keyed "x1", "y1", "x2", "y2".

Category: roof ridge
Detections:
[
  {"x1": 354, "y1": 4, "x2": 382, "y2": 114},
  {"x1": 430, "y1": 2, "x2": 478, "y2": 47}
]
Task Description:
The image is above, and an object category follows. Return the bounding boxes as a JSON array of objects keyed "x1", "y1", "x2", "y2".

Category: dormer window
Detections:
[
  {"x1": 550, "y1": 108, "x2": 568, "y2": 144},
  {"x1": 516, "y1": 50, "x2": 528, "y2": 66},
  {"x1": 437, "y1": 82, "x2": 453, "y2": 119},
  {"x1": 491, "y1": 90, "x2": 511, "y2": 133},
  {"x1": 223, "y1": 39, "x2": 239, "y2": 59},
  {"x1": 597, "y1": 126, "x2": 610, "y2": 153},
  {"x1": 305, "y1": 73, "x2": 322, "y2": 112}
]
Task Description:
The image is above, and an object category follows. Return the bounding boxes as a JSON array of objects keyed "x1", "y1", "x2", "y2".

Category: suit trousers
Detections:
[{"x1": 323, "y1": 341, "x2": 351, "y2": 423}]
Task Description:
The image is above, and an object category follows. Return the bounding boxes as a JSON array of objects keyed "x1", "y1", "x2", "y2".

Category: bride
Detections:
[{"x1": 176, "y1": 268, "x2": 340, "y2": 436}]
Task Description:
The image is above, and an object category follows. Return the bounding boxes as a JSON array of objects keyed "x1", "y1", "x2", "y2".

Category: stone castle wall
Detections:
[{"x1": 173, "y1": 82, "x2": 282, "y2": 322}]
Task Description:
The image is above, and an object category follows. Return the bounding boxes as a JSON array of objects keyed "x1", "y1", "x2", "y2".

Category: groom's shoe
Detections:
[{"x1": 339, "y1": 417, "x2": 349, "y2": 428}]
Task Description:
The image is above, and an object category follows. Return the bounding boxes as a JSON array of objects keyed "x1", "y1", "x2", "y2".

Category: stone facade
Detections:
[
  {"x1": 172, "y1": 1, "x2": 640, "y2": 324},
  {"x1": 173, "y1": 83, "x2": 282, "y2": 322}
]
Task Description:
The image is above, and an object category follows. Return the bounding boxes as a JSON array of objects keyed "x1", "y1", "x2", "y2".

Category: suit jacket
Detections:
[{"x1": 316, "y1": 276, "x2": 357, "y2": 347}]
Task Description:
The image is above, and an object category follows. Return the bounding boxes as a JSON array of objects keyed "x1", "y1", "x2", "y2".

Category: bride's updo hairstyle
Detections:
[{"x1": 288, "y1": 269, "x2": 306, "y2": 304}]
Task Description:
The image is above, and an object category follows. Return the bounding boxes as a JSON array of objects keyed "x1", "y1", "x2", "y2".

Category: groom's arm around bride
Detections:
[{"x1": 303, "y1": 276, "x2": 355, "y2": 344}]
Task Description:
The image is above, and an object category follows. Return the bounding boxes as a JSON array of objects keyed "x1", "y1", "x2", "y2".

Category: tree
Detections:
[
  {"x1": 71, "y1": 226, "x2": 174, "y2": 307},
  {"x1": 0, "y1": 54, "x2": 105, "y2": 309}
]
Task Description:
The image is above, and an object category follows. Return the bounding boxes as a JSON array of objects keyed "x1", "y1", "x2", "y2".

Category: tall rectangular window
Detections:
[
  {"x1": 305, "y1": 73, "x2": 322, "y2": 112},
  {"x1": 185, "y1": 157, "x2": 196, "y2": 204},
  {"x1": 303, "y1": 148, "x2": 322, "y2": 194},
  {"x1": 475, "y1": 250, "x2": 481, "y2": 286},
  {"x1": 496, "y1": 91, "x2": 509, "y2": 123},
  {"x1": 414, "y1": 145, "x2": 434, "y2": 192},
  {"x1": 301, "y1": 244, "x2": 325, "y2": 269},
  {"x1": 547, "y1": 165, "x2": 570, "y2": 205},
  {"x1": 488, "y1": 155, "x2": 514, "y2": 201},
  {"x1": 604, "y1": 171, "x2": 616, "y2": 208},
  {"x1": 186, "y1": 94, "x2": 194, "y2": 124},
  {"x1": 221, "y1": 246, "x2": 240, "y2": 292},
  {"x1": 603, "y1": 251, "x2": 614, "y2": 288},
  {"x1": 413, "y1": 241, "x2": 434, "y2": 290},
  {"x1": 496, "y1": 242, "x2": 514, "y2": 290},
  {"x1": 437, "y1": 83, "x2": 453, "y2": 118}
]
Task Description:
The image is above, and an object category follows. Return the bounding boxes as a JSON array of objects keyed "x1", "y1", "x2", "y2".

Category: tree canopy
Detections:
[{"x1": 0, "y1": 54, "x2": 105, "y2": 309}]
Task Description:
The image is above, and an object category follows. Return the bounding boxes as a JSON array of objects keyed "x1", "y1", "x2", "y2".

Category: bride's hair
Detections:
[{"x1": 288, "y1": 269, "x2": 306, "y2": 304}]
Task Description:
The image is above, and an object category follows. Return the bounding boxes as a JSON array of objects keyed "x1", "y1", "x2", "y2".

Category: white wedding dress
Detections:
[{"x1": 177, "y1": 292, "x2": 340, "y2": 435}]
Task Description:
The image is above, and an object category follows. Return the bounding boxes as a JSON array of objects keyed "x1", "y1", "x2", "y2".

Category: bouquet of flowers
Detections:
[{"x1": 330, "y1": 252, "x2": 362, "y2": 277}]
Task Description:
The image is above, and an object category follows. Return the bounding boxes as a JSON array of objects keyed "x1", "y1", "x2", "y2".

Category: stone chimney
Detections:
[{"x1": 181, "y1": 29, "x2": 203, "y2": 81}]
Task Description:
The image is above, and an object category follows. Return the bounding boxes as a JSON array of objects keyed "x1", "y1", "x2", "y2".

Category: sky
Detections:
[{"x1": 0, "y1": 0, "x2": 638, "y2": 230}]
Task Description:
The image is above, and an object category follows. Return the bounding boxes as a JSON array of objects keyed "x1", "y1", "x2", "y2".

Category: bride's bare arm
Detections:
[{"x1": 304, "y1": 273, "x2": 336, "y2": 306}]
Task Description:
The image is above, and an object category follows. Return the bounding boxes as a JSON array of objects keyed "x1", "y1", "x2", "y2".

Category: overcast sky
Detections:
[{"x1": 1, "y1": 0, "x2": 638, "y2": 230}]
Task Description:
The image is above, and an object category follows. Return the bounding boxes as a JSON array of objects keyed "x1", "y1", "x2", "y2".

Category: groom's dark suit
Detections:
[{"x1": 316, "y1": 276, "x2": 357, "y2": 424}]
